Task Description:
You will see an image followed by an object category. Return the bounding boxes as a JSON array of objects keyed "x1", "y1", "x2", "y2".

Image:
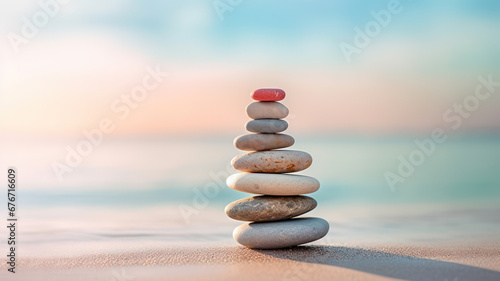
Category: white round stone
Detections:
[
  {"x1": 233, "y1": 217, "x2": 329, "y2": 249},
  {"x1": 226, "y1": 173, "x2": 320, "y2": 195}
]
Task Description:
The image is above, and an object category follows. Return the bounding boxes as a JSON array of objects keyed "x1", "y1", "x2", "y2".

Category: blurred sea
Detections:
[
  {"x1": 1, "y1": 136, "x2": 500, "y2": 257},
  {"x1": 3, "y1": 136, "x2": 500, "y2": 208}
]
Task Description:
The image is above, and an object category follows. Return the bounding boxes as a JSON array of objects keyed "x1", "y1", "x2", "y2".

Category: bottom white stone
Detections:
[{"x1": 233, "y1": 217, "x2": 329, "y2": 249}]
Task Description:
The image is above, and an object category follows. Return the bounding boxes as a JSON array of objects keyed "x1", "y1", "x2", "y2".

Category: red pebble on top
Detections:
[{"x1": 251, "y1": 89, "x2": 286, "y2": 101}]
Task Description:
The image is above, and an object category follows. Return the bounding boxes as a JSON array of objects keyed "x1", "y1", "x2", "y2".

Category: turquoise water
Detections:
[
  {"x1": 2, "y1": 136, "x2": 499, "y2": 257},
  {"x1": 4, "y1": 136, "x2": 500, "y2": 208}
]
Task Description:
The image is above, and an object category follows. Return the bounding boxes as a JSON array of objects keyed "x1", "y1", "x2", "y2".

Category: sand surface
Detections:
[
  {"x1": 2, "y1": 202, "x2": 499, "y2": 280},
  {"x1": 3, "y1": 242, "x2": 500, "y2": 281}
]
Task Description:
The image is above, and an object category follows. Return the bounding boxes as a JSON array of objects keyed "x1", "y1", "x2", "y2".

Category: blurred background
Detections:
[{"x1": 0, "y1": 0, "x2": 499, "y2": 256}]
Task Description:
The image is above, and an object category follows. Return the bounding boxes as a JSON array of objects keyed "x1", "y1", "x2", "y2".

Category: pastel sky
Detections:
[{"x1": 1, "y1": 0, "x2": 500, "y2": 137}]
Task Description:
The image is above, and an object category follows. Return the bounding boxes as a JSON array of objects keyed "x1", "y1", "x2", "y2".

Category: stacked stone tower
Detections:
[{"x1": 225, "y1": 88, "x2": 329, "y2": 249}]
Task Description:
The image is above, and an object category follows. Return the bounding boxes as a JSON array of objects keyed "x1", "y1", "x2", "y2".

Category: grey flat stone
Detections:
[
  {"x1": 234, "y1": 133, "x2": 295, "y2": 151},
  {"x1": 225, "y1": 195, "x2": 317, "y2": 222},
  {"x1": 246, "y1": 119, "x2": 288, "y2": 133}
]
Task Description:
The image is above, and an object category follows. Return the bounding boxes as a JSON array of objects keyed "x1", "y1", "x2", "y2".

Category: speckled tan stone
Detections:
[{"x1": 231, "y1": 150, "x2": 312, "y2": 173}]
